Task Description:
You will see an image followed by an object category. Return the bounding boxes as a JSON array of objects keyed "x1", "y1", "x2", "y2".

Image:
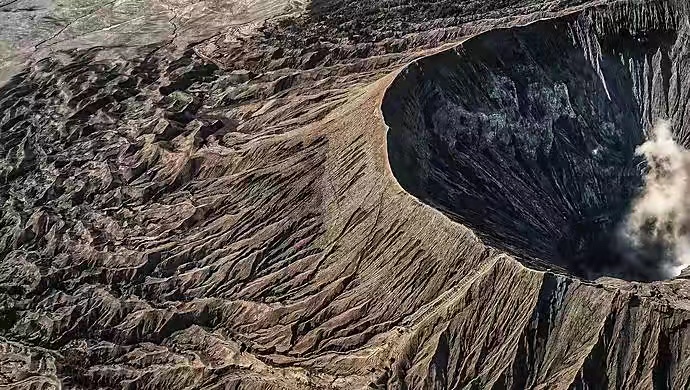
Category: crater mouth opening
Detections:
[{"x1": 383, "y1": 3, "x2": 690, "y2": 282}]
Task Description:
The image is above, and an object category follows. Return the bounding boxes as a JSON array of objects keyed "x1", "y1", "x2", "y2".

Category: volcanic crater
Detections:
[
  {"x1": 383, "y1": 6, "x2": 689, "y2": 282},
  {"x1": 4, "y1": 0, "x2": 690, "y2": 388}
]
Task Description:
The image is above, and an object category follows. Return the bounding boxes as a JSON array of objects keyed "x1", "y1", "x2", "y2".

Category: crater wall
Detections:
[{"x1": 383, "y1": 1, "x2": 690, "y2": 281}]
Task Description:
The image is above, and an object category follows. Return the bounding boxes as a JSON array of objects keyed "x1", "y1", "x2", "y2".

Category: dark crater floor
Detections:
[{"x1": 383, "y1": 5, "x2": 690, "y2": 282}]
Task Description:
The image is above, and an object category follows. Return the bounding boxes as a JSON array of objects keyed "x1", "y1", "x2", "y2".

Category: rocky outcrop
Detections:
[{"x1": 0, "y1": 0, "x2": 689, "y2": 389}]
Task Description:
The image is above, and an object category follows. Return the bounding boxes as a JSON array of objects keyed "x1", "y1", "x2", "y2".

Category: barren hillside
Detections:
[{"x1": 1, "y1": 0, "x2": 690, "y2": 389}]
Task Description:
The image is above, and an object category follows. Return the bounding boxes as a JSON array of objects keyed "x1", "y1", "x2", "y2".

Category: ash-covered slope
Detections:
[
  {"x1": 384, "y1": 1, "x2": 690, "y2": 282},
  {"x1": 0, "y1": 0, "x2": 689, "y2": 389}
]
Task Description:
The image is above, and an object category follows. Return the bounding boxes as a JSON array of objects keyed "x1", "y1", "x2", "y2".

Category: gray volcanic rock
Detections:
[
  {"x1": 0, "y1": 0, "x2": 689, "y2": 389},
  {"x1": 384, "y1": 2, "x2": 689, "y2": 282}
]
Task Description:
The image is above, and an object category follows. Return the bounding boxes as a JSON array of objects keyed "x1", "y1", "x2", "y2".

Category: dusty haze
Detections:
[{"x1": 621, "y1": 119, "x2": 690, "y2": 277}]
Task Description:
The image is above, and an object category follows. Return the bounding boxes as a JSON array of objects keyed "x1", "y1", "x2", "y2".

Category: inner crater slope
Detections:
[{"x1": 383, "y1": 2, "x2": 690, "y2": 281}]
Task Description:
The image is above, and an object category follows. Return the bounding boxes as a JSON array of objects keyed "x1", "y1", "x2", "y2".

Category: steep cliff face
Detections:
[
  {"x1": 1, "y1": 0, "x2": 690, "y2": 389},
  {"x1": 384, "y1": 1, "x2": 690, "y2": 282}
]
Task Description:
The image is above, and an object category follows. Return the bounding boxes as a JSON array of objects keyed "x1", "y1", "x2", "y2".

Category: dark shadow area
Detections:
[{"x1": 383, "y1": 11, "x2": 686, "y2": 281}]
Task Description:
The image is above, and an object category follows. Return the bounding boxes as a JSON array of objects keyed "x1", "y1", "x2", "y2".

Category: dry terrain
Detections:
[{"x1": 1, "y1": 0, "x2": 690, "y2": 389}]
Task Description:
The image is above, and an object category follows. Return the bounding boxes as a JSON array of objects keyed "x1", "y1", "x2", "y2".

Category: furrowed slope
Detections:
[{"x1": 0, "y1": 0, "x2": 689, "y2": 389}]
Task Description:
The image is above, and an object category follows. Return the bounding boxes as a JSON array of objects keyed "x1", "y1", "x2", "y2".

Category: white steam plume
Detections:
[{"x1": 621, "y1": 119, "x2": 690, "y2": 278}]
